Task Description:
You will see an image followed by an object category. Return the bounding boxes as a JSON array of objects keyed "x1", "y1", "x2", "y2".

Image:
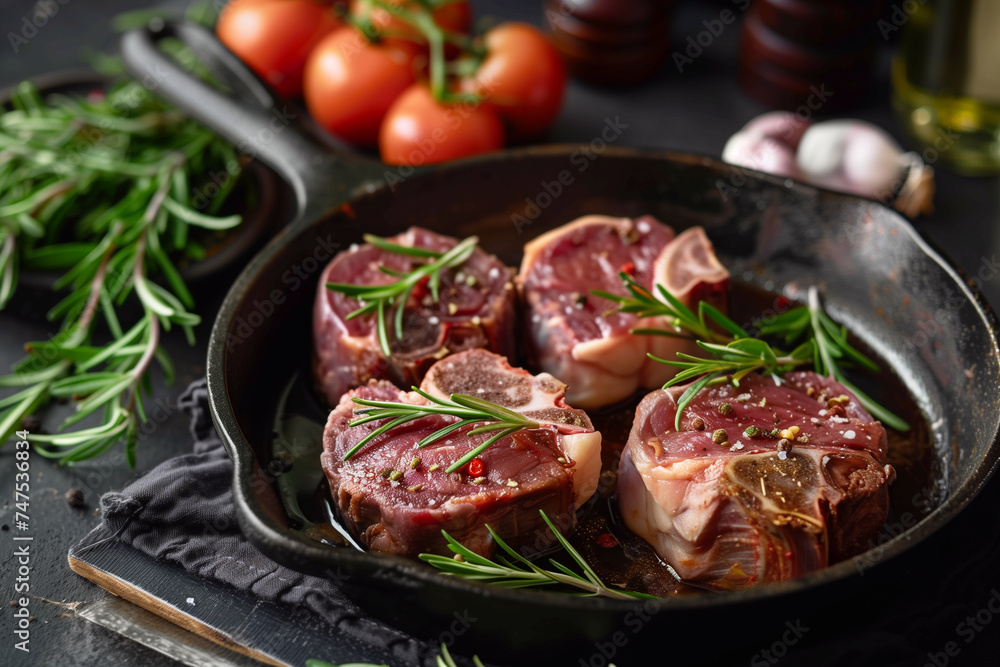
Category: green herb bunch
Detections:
[
  {"x1": 599, "y1": 275, "x2": 909, "y2": 431},
  {"x1": 0, "y1": 78, "x2": 243, "y2": 464},
  {"x1": 420, "y1": 510, "x2": 654, "y2": 600},
  {"x1": 347, "y1": 385, "x2": 540, "y2": 472}
]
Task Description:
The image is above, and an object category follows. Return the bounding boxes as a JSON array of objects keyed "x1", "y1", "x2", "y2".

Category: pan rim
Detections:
[{"x1": 207, "y1": 145, "x2": 1000, "y2": 613}]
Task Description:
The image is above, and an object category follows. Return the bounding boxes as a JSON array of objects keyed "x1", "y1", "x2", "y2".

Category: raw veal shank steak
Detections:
[
  {"x1": 313, "y1": 227, "x2": 516, "y2": 406},
  {"x1": 321, "y1": 349, "x2": 602, "y2": 558},
  {"x1": 617, "y1": 371, "x2": 892, "y2": 588},
  {"x1": 517, "y1": 215, "x2": 729, "y2": 409}
]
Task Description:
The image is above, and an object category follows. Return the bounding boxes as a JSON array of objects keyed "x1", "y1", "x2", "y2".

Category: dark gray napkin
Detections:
[{"x1": 98, "y1": 379, "x2": 442, "y2": 667}]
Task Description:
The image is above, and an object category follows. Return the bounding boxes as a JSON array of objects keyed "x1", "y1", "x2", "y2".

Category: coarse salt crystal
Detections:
[
  {"x1": 637, "y1": 220, "x2": 651, "y2": 234},
  {"x1": 488, "y1": 267, "x2": 501, "y2": 279},
  {"x1": 844, "y1": 430, "x2": 856, "y2": 439},
  {"x1": 427, "y1": 316, "x2": 440, "y2": 325},
  {"x1": 777, "y1": 451, "x2": 788, "y2": 460},
  {"x1": 819, "y1": 409, "x2": 827, "y2": 416}
]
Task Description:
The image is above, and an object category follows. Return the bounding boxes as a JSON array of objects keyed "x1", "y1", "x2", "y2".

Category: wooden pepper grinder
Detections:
[
  {"x1": 739, "y1": 0, "x2": 883, "y2": 112},
  {"x1": 545, "y1": 0, "x2": 672, "y2": 86}
]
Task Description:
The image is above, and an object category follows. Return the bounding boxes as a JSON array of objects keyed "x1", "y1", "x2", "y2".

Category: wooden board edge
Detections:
[{"x1": 68, "y1": 554, "x2": 284, "y2": 667}]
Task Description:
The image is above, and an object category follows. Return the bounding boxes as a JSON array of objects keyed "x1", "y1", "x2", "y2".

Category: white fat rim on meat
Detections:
[
  {"x1": 419, "y1": 350, "x2": 603, "y2": 508},
  {"x1": 562, "y1": 431, "x2": 603, "y2": 508}
]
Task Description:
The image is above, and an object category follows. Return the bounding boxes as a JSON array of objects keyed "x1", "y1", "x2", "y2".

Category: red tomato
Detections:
[
  {"x1": 216, "y1": 0, "x2": 341, "y2": 97},
  {"x1": 379, "y1": 84, "x2": 504, "y2": 165},
  {"x1": 467, "y1": 22, "x2": 567, "y2": 142},
  {"x1": 304, "y1": 27, "x2": 419, "y2": 146},
  {"x1": 349, "y1": 0, "x2": 472, "y2": 48}
]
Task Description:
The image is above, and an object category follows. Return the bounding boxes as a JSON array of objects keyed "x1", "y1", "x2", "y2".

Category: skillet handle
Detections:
[{"x1": 119, "y1": 20, "x2": 378, "y2": 223}]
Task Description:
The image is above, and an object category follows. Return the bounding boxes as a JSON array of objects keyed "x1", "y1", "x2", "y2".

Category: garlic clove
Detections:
[
  {"x1": 797, "y1": 120, "x2": 905, "y2": 198},
  {"x1": 723, "y1": 133, "x2": 801, "y2": 178},
  {"x1": 796, "y1": 121, "x2": 852, "y2": 180},
  {"x1": 733, "y1": 111, "x2": 811, "y2": 148},
  {"x1": 724, "y1": 113, "x2": 935, "y2": 217},
  {"x1": 722, "y1": 111, "x2": 808, "y2": 180}
]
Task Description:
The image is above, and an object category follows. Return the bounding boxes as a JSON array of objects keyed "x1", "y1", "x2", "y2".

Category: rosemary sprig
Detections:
[
  {"x1": 593, "y1": 271, "x2": 744, "y2": 343},
  {"x1": 307, "y1": 643, "x2": 486, "y2": 667},
  {"x1": 603, "y1": 273, "x2": 908, "y2": 431},
  {"x1": 653, "y1": 338, "x2": 815, "y2": 430},
  {"x1": 420, "y1": 509, "x2": 654, "y2": 601},
  {"x1": 347, "y1": 387, "x2": 538, "y2": 473},
  {"x1": 0, "y1": 76, "x2": 243, "y2": 463},
  {"x1": 326, "y1": 235, "x2": 478, "y2": 357}
]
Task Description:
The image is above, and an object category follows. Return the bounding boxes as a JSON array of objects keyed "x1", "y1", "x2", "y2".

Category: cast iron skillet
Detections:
[{"x1": 122, "y1": 21, "x2": 1000, "y2": 664}]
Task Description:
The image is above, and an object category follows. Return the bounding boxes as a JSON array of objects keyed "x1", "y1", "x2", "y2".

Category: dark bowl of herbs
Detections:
[
  {"x1": 0, "y1": 66, "x2": 284, "y2": 462},
  {"x1": 0, "y1": 68, "x2": 281, "y2": 299}
]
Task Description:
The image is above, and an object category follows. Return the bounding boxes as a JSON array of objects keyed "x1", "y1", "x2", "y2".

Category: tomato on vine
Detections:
[
  {"x1": 465, "y1": 23, "x2": 567, "y2": 142},
  {"x1": 216, "y1": 0, "x2": 341, "y2": 97},
  {"x1": 304, "y1": 27, "x2": 419, "y2": 146},
  {"x1": 379, "y1": 83, "x2": 504, "y2": 165},
  {"x1": 349, "y1": 0, "x2": 472, "y2": 50},
  {"x1": 264, "y1": 0, "x2": 568, "y2": 160}
]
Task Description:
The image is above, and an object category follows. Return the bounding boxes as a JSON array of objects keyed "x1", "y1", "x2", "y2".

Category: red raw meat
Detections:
[
  {"x1": 321, "y1": 349, "x2": 602, "y2": 558},
  {"x1": 617, "y1": 371, "x2": 892, "y2": 588},
  {"x1": 313, "y1": 227, "x2": 516, "y2": 406}
]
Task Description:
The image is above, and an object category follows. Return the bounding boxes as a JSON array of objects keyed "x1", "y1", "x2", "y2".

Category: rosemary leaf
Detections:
[
  {"x1": 326, "y1": 235, "x2": 478, "y2": 356},
  {"x1": 605, "y1": 274, "x2": 909, "y2": 430},
  {"x1": 346, "y1": 387, "x2": 539, "y2": 471},
  {"x1": 419, "y1": 509, "x2": 654, "y2": 601}
]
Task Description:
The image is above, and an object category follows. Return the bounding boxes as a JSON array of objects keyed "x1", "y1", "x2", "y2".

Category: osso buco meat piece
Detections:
[
  {"x1": 313, "y1": 227, "x2": 516, "y2": 406},
  {"x1": 320, "y1": 349, "x2": 602, "y2": 558},
  {"x1": 517, "y1": 215, "x2": 728, "y2": 409},
  {"x1": 617, "y1": 371, "x2": 893, "y2": 589}
]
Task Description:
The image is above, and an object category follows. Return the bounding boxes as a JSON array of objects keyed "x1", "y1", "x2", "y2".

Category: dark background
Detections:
[{"x1": 0, "y1": 0, "x2": 999, "y2": 665}]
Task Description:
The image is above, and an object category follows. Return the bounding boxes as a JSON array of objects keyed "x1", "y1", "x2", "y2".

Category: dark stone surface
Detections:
[{"x1": 0, "y1": 1, "x2": 997, "y2": 666}]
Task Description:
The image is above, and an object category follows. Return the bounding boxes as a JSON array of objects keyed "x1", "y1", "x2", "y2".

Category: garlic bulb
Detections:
[{"x1": 722, "y1": 113, "x2": 934, "y2": 217}]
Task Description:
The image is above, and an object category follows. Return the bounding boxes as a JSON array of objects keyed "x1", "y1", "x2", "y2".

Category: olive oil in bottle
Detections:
[{"x1": 892, "y1": 0, "x2": 1000, "y2": 175}]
